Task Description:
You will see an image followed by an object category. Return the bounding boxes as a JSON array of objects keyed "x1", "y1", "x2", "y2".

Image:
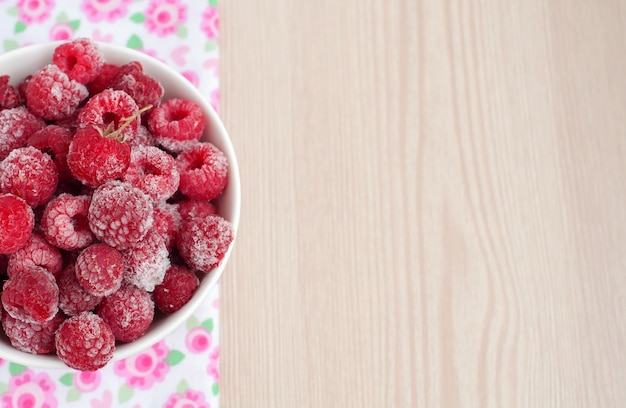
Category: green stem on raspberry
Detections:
[{"x1": 102, "y1": 104, "x2": 153, "y2": 142}]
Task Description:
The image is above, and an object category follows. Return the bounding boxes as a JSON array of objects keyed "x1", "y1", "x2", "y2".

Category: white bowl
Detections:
[{"x1": 0, "y1": 41, "x2": 240, "y2": 369}]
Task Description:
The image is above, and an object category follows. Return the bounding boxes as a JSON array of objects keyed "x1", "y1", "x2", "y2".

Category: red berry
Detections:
[
  {"x1": 0, "y1": 105, "x2": 45, "y2": 160},
  {"x1": 0, "y1": 75, "x2": 20, "y2": 110},
  {"x1": 2, "y1": 311, "x2": 65, "y2": 355},
  {"x1": 25, "y1": 64, "x2": 88, "y2": 120},
  {"x1": 178, "y1": 214, "x2": 234, "y2": 272},
  {"x1": 75, "y1": 243, "x2": 124, "y2": 297},
  {"x1": 148, "y1": 98, "x2": 204, "y2": 152},
  {"x1": 1, "y1": 265, "x2": 59, "y2": 324},
  {"x1": 177, "y1": 199, "x2": 216, "y2": 222},
  {"x1": 129, "y1": 125, "x2": 158, "y2": 148},
  {"x1": 77, "y1": 89, "x2": 140, "y2": 143},
  {"x1": 7, "y1": 232, "x2": 63, "y2": 278},
  {"x1": 153, "y1": 203, "x2": 181, "y2": 250},
  {"x1": 41, "y1": 194, "x2": 94, "y2": 251},
  {"x1": 122, "y1": 145, "x2": 180, "y2": 203},
  {"x1": 67, "y1": 126, "x2": 131, "y2": 187},
  {"x1": 86, "y1": 62, "x2": 119, "y2": 95},
  {"x1": 110, "y1": 61, "x2": 163, "y2": 108},
  {"x1": 0, "y1": 146, "x2": 58, "y2": 207},
  {"x1": 58, "y1": 263, "x2": 103, "y2": 316},
  {"x1": 52, "y1": 37, "x2": 103, "y2": 84},
  {"x1": 176, "y1": 143, "x2": 228, "y2": 201},
  {"x1": 123, "y1": 229, "x2": 170, "y2": 291},
  {"x1": 27, "y1": 125, "x2": 73, "y2": 182},
  {"x1": 88, "y1": 181, "x2": 154, "y2": 250},
  {"x1": 55, "y1": 312, "x2": 115, "y2": 371},
  {"x1": 153, "y1": 265, "x2": 199, "y2": 314},
  {"x1": 0, "y1": 194, "x2": 34, "y2": 254},
  {"x1": 97, "y1": 283, "x2": 154, "y2": 343}
]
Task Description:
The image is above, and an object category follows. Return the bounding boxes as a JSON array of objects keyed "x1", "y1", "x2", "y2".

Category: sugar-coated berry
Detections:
[
  {"x1": 55, "y1": 312, "x2": 115, "y2": 371},
  {"x1": 77, "y1": 89, "x2": 140, "y2": 143},
  {"x1": 153, "y1": 203, "x2": 181, "y2": 250},
  {"x1": 2, "y1": 311, "x2": 65, "y2": 355},
  {"x1": 153, "y1": 265, "x2": 200, "y2": 314},
  {"x1": 88, "y1": 181, "x2": 154, "y2": 250},
  {"x1": 76, "y1": 243, "x2": 124, "y2": 297},
  {"x1": 7, "y1": 232, "x2": 63, "y2": 278},
  {"x1": 178, "y1": 214, "x2": 234, "y2": 272},
  {"x1": 111, "y1": 61, "x2": 163, "y2": 109},
  {"x1": 176, "y1": 142, "x2": 228, "y2": 201},
  {"x1": 0, "y1": 194, "x2": 34, "y2": 255},
  {"x1": 123, "y1": 230, "x2": 170, "y2": 291},
  {"x1": 58, "y1": 263, "x2": 103, "y2": 316},
  {"x1": 97, "y1": 283, "x2": 154, "y2": 343},
  {"x1": 1, "y1": 265, "x2": 59, "y2": 324},
  {"x1": 0, "y1": 106, "x2": 45, "y2": 160},
  {"x1": 0, "y1": 146, "x2": 58, "y2": 207},
  {"x1": 0, "y1": 75, "x2": 20, "y2": 110},
  {"x1": 177, "y1": 199, "x2": 216, "y2": 222},
  {"x1": 52, "y1": 37, "x2": 103, "y2": 84},
  {"x1": 123, "y1": 145, "x2": 180, "y2": 203},
  {"x1": 25, "y1": 64, "x2": 88, "y2": 121},
  {"x1": 86, "y1": 62, "x2": 120, "y2": 95},
  {"x1": 148, "y1": 98, "x2": 204, "y2": 152},
  {"x1": 41, "y1": 194, "x2": 94, "y2": 251},
  {"x1": 129, "y1": 125, "x2": 158, "y2": 148},
  {"x1": 27, "y1": 125, "x2": 73, "y2": 182}
]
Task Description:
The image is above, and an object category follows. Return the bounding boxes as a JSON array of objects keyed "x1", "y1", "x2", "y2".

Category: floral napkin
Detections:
[{"x1": 0, "y1": 1, "x2": 220, "y2": 407}]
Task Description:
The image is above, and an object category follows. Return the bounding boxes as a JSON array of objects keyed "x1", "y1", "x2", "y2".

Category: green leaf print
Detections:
[
  {"x1": 14, "y1": 21, "x2": 26, "y2": 34},
  {"x1": 201, "y1": 318, "x2": 214, "y2": 332},
  {"x1": 205, "y1": 40, "x2": 217, "y2": 52},
  {"x1": 119, "y1": 384, "x2": 134, "y2": 403},
  {"x1": 212, "y1": 382, "x2": 219, "y2": 396},
  {"x1": 130, "y1": 12, "x2": 145, "y2": 23},
  {"x1": 176, "y1": 379, "x2": 189, "y2": 394},
  {"x1": 6, "y1": 6, "x2": 18, "y2": 16},
  {"x1": 126, "y1": 34, "x2": 143, "y2": 50},
  {"x1": 67, "y1": 388, "x2": 81, "y2": 402},
  {"x1": 209, "y1": 0, "x2": 218, "y2": 7},
  {"x1": 3, "y1": 39, "x2": 19, "y2": 52},
  {"x1": 0, "y1": 382, "x2": 8, "y2": 394},
  {"x1": 59, "y1": 373, "x2": 74, "y2": 387},
  {"x1": 176, "y1": 25, "x2": 188, "y2": 39},
  {"x1": 9, "y1": 363, "x2": 26, "y2": 376},
  {"x1": 166, "y1": 349, "x2": 185, "y2": 366},
  {"x1": 69, "y1": 20, "x2": 81, "y2": 30},
  {"x1": 186, "y1": 315, "x2": 199, "y2": 330},
  {"x1": 56, "y1": 11, "x2": 68, "y2": 22}
]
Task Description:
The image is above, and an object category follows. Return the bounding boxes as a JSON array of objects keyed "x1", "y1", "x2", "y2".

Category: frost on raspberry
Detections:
[
  {"x1": 76, "y1": 243, "x2": 124, "y2": 297},
  {"x1": 97, "y1": 283, "x2": 154, "y2": 343},
  {"x1": 27, "y1": 125, "x2": 73, "y2": 182},
  {"x1": 123, "y1": 145, "x2": 180, "y2": 203},
  {"x1": 0, "y1": 75, "x2": 20, "y2": 110},
  {"x1": 178, "y1": 214, "x2": 234, "y2": 272},
  {"x1": 77, "y1": 89, "x2": 141, "y2": 144},
  {"x1": 2, "y1": 311, "x2": 65, "y2": 355},
  {"x1": 41, "y1": 194, "x2": 94, "y2": 251},
  {"x1": 153, "y1": 265, "x2": 200, "y2": 314},
  {"x1": 0, "y1": 105, "x2": 45, "y2": 161},
  {"x1": 177, "y1": 199, "x2": 216, "y2": 222},
  {"x1": 0, "y1": 146, "x2": 58, "y2": 207},
  {"x1": 7, "y1": 231, "x2": 63, "y2": 278},
  {"x1": 129, "y1": 125, "x2": 158, "y2": 148},
  {"x1": 176, "y1": 142, "x2": 228, "y2": 201},
  {"x1": 52, "y1": 37, "x2": 104, "y2": 84},
  {"x1": 88, "y1": 181, "x2": 154, "y2": 250},
  {"x1": 123, "y1": 229, "x2": 170, "y2": 291},
  {"x1": 110, "y1": 61, "x2": 163, "y2": 109},
  {"x1": 1, "y1": 265, "x2": 59, "y2": 324},
  {"x1": 58, "y1": 263, "x2": 103, "y2": 316},
  {"x1": 148, "y1": 98, "x2": 205, "y2": 152},
  {"x1": 87, "y1": 62, "x2": 119, "y2": 95},
  {"x1": 25, "y1": 64, "x2": 88, "y2": 121},
  {"x1": 55, "y1": 312, "x2": 115, "y2": 371},
  {"x1": 0, "y1": 194, "x2": 34, "y2": 255},
  {"x1": 153, "y1": 203, "x2": 181, "y2": 250}
]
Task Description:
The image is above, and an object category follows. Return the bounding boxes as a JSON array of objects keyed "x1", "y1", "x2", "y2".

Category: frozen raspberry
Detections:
[
  {"x1": 16, "y1": 75, "x2": 31, "y2": 103},
  {"x1": 2, "y1": 311, "x2": 65, "y2": 355},
  {"x1": 153, "y1": 265, "x2": 200, "y2": 314},
  {"x1": 129, "y1": 125, "x2": 158, "y2": 148},
  {"x1": 53, "y1": 107, "x2": 81, "y2": 133},
  {"x1": 148, "y1": 98, "x2": 204, "y2": 152},
  {"x1": 77, "y1": 89, "x2": 140, "y2": 143},
  {"x1": 75, "y1": 243, "x2": 124, "y2": 297},
  {"x1": 55, "y1": 312, "x2": 115, "y2": 371},
  {"x1": 123, "y1": 145, "x2": 180, "y2": 203},
  {"x1": 0, "y1": 194, "x2": 34, "y2": 254},
  {"x1": 41, "y1": 194, "x2": 94, "y2": 251},
  {"x1": 88, "y1": 181, "x2": 154, "y2": 250},
  {"x1": 58, "y1": 263, "x2": 103, "y2": 316},
  {"x1": 0, "y1": 146, "x2": 58, "y2": 207},
  {"x1": 0, "y1": 105, "x2": 45, "y2": 160},
  {"x1": 97, "y1": 283, "x2": 154, "y2": 343},
  {"x1": 2, "y1": 265, "x2": 59, "y2": 324},
  {"x1": 27, "y1": 125, "x2": 73, "y2": 182},
  {"x1": 67, "y1": 126, "x2": 131, "y2": 187},
  {"x1": 154, "y1": 203, "x2": 181, "y2": 249},
  {"x1": 87, "y1": 62, "x2": 119, "y2": 95},
  {"x1": 0, "y1": 75, "x2": 20, "y2": 110},
  {"x1": 123, "y1": 230, "x2": 170, "y2": 291},
  {"x1": 53, "y1": 37, "x2": 103, "y2": 84},
  {"x1": 177, "y1": 199, "x2": 216, "y2": 221},
  {"x1": 176, "y1": 143, "x2": 228, "y2": 201},
  {"x1": 178, "y1": 214, "x2": 234, "y2": 272},
  {"x1": 25, "y1": 64, "x2": 88, "y2": 121},
  {"x1": 110, "y1": 61, "x2": 163, "y2": 109},
  {"x1": 7, "y1": 232, "x2": 63, "y2": 278}
]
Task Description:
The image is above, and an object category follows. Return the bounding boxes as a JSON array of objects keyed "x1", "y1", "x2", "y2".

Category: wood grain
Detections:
[{"x1": 220, "y1": 0, "x2": 626, "y2": 406}]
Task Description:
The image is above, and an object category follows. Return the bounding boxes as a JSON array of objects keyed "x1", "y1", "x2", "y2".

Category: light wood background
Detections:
[{"x1": 220, "y1": 0, "x2": 626, "y2": 406}]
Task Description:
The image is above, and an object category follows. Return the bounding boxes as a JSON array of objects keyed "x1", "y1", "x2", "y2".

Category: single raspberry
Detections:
[
  {"x1": 52, "y1": 37, "x2": 104, "y2": 84},
  {"x1": 97, "y1": 283, "x2": 154, "y2": 343},
  {"x1": 0, "y1": 194, "x2": 34, "y2": 254},
  {"x1": 87, "y1": 62, "x2": 119, "y2": 95},
  {"x1": 77, "y1": 89, "x2": 140, "y2": 144},
  {"x1": 153, "y1": 203, "x2": 181, "y2": 250},
  {"x1": 55, "y1": 312, "x2": 115, "y2": 371},
  {"x1": 176, "y1": 142, "x2": 228, "y2": 201},
  {"x1": 27, "y1": 125, "x2": 73, "y2": 182},
  {"x1": 122, "y1": 145, "x2": 180, "y2": 203},
  {"x1": 75, "y1": 243, "x2": 124, "y2": 297},
  {"x1": 178, "y1": 214, "x2": 234, "y2": 272},
  {"x1": 123, "y1": 230, "x2": 170, "y2": 291},
  {"x1": 0, "y1": 75, "x2": 20, "y2": 110},
  {"x1": 2, "y1": 311, "x2": 65, "y2": 355},
  {"x1": 153, "y1": 265, "x2": 200, "y2": 314},
  {"x1": 67, "y1": 126, "x2": 131, "y2": 187},
  {"x1": 0, "y1": 146, "x2": 58, "y2": 207},
  {"x1": 148, "y1": 98, "x2": 205, "y2": 152},
  {"x1": 41, "y1": 194, "x2": 94, "y2": 251},
  {"x1": 177, "y1": 199, "x2": 216, "y2": 221},
  {"x1": 7, "y1": 232, "x2": 63, "y2": 278},
  {"x1": 58, "y1": 263, "x2": 103, "y2": 316},
  {"x1": 129, "y1": 125, "x2": 158, "y2": 148},
  {"x1": 110, "y1": 61, "x2": 163, "y2": 109},
  {"x1": 88, "y1": 181, "x2": 154, "y2": 250},
  {"x1": 25, "y1": 64, "x2": 88, "y2": 121},
  {"x1": 0, "y1": 105, "x2": 45, "y2": 160},
  {"x1": 1, "y1": 265, "x2": 59, "y2": 324}
]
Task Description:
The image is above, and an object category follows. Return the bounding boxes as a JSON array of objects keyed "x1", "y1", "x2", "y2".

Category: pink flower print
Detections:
[
  {"x1": 49, "y1": 22, "x2": 74, "y2": 41},
  {"x1": 186, "y1": 327, "x2": 212, "y2": 354},
  {"x1": 16, "y1": 0, "x2": 54, "y2": 24},
  {"x1": 210, "y1": 89, "x2": 220, "y2": 114},
  {"x1": 207, "y1": 346, "x2": 219, "y2": 381},
  {"x1": 181, "y1": 71, "x2": 199, "y2": 88},
  {"x1": 91, "y1": 29, "x2": 113, "y2": 43},
  {"x1": 1, "y1": 370, "x2": 57, "y2": 408},
  {"x1": 200, "y1": 6, "x2": 219, "y2": 40},
  {"x1": 90, "y1": 390, "x2": 112, "y2": 408},
  {"x1": 73, "y1": 371, "x2": 101, "y2": 393},
  {"x1": 145, "y1": 0, "x2": 187, "y2": 37},
  {"x1": 81, "y1": 0, "x2": 132, "y2": 22},
  {"x1": 113, "y1": 341, "x2": 170, "y2": 390},
  {"x1": 163, "y1": 389, "x2": 210, "y2": 408}
]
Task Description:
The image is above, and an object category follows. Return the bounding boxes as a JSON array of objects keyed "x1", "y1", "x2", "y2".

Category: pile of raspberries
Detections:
[{"x1": 0, "y1": 38, "x2": 234, "y2": 371}]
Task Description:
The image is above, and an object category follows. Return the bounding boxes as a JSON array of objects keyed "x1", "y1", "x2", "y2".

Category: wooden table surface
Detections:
[{"x1": 220, "y1": 0, "x2": 626, "y2": 406}]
